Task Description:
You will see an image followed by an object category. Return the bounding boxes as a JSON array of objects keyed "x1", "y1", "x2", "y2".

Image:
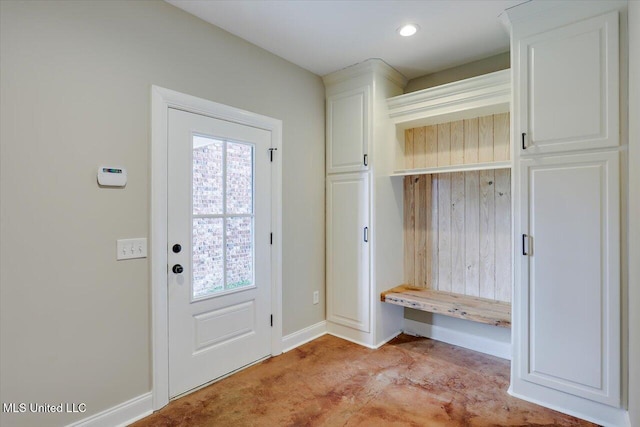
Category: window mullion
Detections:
[{"x1": 222, "y1": 140, "x2": 228, "y2": 291}]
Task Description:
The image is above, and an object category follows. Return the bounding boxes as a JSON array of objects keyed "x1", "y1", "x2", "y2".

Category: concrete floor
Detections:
[{"x1": 132, "y1": 334, "x2": 596, "y2": 426}]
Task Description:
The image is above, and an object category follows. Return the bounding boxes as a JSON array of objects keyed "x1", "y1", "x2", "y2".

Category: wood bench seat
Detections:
[{"x1": 381, "y1": 285, "x2": 511, "y2": 328}]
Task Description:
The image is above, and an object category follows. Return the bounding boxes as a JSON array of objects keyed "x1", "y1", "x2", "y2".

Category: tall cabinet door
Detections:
[
  {"x1": 326, "y1": 86, "x2": 371, "y2": 173},
  {"x1": 519, "y1": 151, "x2": 620, "y2": 406},
  {"x1": 517, "y1": 11, "x2": 618, "y2": 155},
  {"x1": 326, "y1": 173, "x2": 370, "y2": 332}
]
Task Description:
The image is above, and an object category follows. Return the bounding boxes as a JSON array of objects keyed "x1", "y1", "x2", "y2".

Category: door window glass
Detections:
[{"x1": 192, "y1": 135, "x2": 254, "y2": 300}]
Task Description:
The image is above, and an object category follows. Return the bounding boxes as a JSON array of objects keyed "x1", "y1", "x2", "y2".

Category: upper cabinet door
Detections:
[
  {"x1": 518, "y1": 11, "x2": 618, "y2": 155},
  {"x1": 327, "y1": 86, "x2": 371, "y2": 173}
]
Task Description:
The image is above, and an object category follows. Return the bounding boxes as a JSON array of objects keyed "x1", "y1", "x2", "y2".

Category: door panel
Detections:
[
  {"x1": 193, "y1": 301, "x2": 255, "y2": 352},
  {"x1": 518, "y1": 11, "x2": 618, "y2": 154},
  {"x1": 519, "y1": 151, "x2": 620, "y2": 406},
  {"x1": 326, "y1": 173, "x2": 370, "y2": 332},
  {"x1": 327, "y1": 86, "x2": 370, "y2": 173},
  {"x1": 168, "y1": 108, "x2": 271, "y2": 398}
]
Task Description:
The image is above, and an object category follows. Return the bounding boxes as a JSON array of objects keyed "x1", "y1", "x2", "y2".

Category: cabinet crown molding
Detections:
[
  {"x1": 500, "y1": 0, "x2": 627, "y2": 36},
  {"x1": 386, "y1": 69, "x2": 510, "y2": 130},
  {"x1": 322, "y1": 58, "x2": 407, "y2": 89}
]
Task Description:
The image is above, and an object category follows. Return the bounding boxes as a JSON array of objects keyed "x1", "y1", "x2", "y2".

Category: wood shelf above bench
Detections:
[{"x1": 381, "y1": 285, "x2": 511, "y2": 328}]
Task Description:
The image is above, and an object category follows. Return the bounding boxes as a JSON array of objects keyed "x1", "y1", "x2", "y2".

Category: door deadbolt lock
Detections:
[
  {"x1": 172, "y1": 264, "x2": 184, "y2": 274},
  {"x1": 172, "y1": 244, "x2": 182, "y2": 253}
]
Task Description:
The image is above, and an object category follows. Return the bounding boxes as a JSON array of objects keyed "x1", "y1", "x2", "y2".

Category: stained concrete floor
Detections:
[{"x1": 132, "y1": 334, "x2": 596, "y2": 426}]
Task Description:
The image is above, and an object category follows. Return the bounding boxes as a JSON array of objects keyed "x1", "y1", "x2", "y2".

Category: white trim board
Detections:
[
  {"x1": 508, "y1": 382, "x2": 630, "y2": 427},
  {"x1": 386, "y1": 69, "x2": 510, "y2": 129},
  {"x1": 326, "y1": 329, "x2": 402, "y2": 350},
  {"x1": 403, "y1": 317, "x2": 511, "y2": 360},
  {"x1": 150, "y1": 85, "x2": 283, "y2": 410},
  {"x1": 65, "y1": 393, "x2": 152, "y2": 427},
  {"x1": 281, "y1": 321, "x2": 327, "y2": 353}
]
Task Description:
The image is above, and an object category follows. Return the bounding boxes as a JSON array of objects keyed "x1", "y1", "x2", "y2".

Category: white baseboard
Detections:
[
  {"x1": 509, "y1": 383, "x2": 630, "y2": 427},
  {"x1": 66, "y1": 322, "x2": 328, "y2": 427},
  {"x1": 281, "y1": 321, "x2": 327, "y2": 352},
  {"x1": 403, "y1": 318, "x2": 511, "y2": 360},
  {"x1": 374, "y1": 329, "x2": 403, "y2": 349},
  {"x1": 65, "y1": 392, "x2": 152, "y2": 427},
  {"x1": 326, "y1": 330, "x2": 377, "y2": 349}
]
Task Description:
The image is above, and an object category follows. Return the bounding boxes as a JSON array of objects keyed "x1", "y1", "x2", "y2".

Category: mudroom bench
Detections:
[{"x1": 381, "y1": 285, "x2": 511, "y2": 328}]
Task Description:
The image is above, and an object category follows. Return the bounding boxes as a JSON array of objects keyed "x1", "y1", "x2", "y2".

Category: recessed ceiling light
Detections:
[{"x1": 398, "y1": 24, "x2": 419, "y2": 37}]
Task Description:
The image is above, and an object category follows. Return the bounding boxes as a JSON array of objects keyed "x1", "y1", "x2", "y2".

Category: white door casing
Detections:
[
  {"x1": 167, "y1": 108, "x2": 272, "y2": 398},
  {"x1": 151, "y1": 86, "x2": 282, "y2": 410}
]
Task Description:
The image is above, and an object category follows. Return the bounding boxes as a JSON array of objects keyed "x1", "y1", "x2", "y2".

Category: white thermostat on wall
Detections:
[{"x1": 97, "y1": 166, "x2": 127, "y2": 187}]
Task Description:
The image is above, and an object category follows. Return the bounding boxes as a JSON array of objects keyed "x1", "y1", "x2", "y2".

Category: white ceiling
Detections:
[{"x1": 167, "y1": 0, "x2": 525, "y2": 80}]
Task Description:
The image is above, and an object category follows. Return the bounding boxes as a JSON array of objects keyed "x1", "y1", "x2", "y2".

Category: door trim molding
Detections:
[{"x1": 150, "y1": 86, "x2": 283, "y2": 410}]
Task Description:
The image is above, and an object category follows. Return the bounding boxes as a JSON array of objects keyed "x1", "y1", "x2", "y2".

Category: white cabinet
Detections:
[
  {"x1": 323, "y1": 59, "x2": 406, "y2": 348},
  {"x1": 326, "y1": 173, "x2": 370, "y2": 332},
  {"x1": 327, "y1": 86, "x2": 370, "y2": 173},
  {"x1": 516, "y1": 11, "x2": 619, "y2": 155},
  {"x1": 505, "y1": 1, "x2": 627, "y2": 425},
  {"x1": 518, "y1": 151, "x2": 620, "y2": 406}
]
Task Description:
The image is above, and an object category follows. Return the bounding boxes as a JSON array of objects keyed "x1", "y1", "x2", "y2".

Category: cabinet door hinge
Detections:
[{"x1": 269, "y1": 147, "x2": 277, "y2": 162}]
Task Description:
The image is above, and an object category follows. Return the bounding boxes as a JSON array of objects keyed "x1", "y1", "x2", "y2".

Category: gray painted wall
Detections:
[
  {"x1": 405, "y1": 52, "x2": 510, "y2": 93},
  {"x1": 0, "y1": 1, "x2": 325, "y2": 426}
]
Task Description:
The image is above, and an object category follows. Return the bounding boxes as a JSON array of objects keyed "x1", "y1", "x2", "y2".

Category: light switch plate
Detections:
[{"x1": 117, "y1": 238, "x2": 147, "y2": 260}]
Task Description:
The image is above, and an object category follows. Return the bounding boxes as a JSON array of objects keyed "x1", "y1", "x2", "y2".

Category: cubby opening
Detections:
[{"x1": 382, "y1": 113, "x2": 512, "y2": 327}]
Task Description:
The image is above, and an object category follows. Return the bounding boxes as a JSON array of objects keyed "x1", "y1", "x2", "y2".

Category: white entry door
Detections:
[{"x1": 167, "y1": 108, "x2": 272, "y2": 398}]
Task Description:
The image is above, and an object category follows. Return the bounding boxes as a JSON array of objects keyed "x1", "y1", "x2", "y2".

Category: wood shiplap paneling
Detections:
[
  {"x1": 402, "y1": 113, "x2": 512, "y2": 303},
  {"x1": 493, "y1": 113, "x2": 510, "y2": 162},
  {"x1": 437, "y1": 123, "x2": 451, "y2": 167},
  {"x1": 451, "y1": 172, "x2": 466, "y2": 295},
  {"x1": 493, "y1": 114, "x2": 511, "y2": 302},
  {"x1": 404, "y1": 175, "x2": 432, "y2": 288},
  {"x1": 478, "y1": 115, "x2": 494, "y2": 163},
  {"x1": 425, "y1": 125, "x2": 438, "y2": 168},
  {"x1": 437, "y1": 173, "x2": 452, "y2": 292},
  {"x1": 414, "y1": 175, "x2": 430, "y2": 287},
  {"x1": 404, "y1": 113, "x2": 509, "y2": 170},
  {"x1": 464, "y1": 118, "x2": 479, "y2": 164},
  {"x1": 430, "y1": 176, "x2": 439, "y2": 288},
  {"x1": 465, "y1": 171, "x2": 480, "y2": 297},
  {"x1": 494, "y1": 169, "x2": 512, "y2": 302},
  {"x1": 404, "y1": 176, "x2": 415, "y2": 283},
  {"x1": 451, "y1": 120, "x2": 465, "y2": 165},
  {"x1": 414, "y1": 126, "x2": 427, "y2": 169},
  {"x1": 404, "y1": 129, "x2": 414, "y2": 170},
  {"x1": 479, "y1": 170, "x2": 496, "y2": 300},
  {"x1": 404, "y1": 171, "x2": 511, "y2": 303}
]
